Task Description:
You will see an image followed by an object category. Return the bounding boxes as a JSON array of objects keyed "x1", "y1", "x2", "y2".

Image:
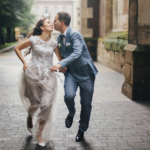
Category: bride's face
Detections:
[{"x1": 42, "y1": 19, "x2": 53, "y2": 32}]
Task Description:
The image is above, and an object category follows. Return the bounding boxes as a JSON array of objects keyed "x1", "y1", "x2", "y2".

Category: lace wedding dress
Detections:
[{"x1": 19, "y1": 36, "x2": 58, "y2": 143}]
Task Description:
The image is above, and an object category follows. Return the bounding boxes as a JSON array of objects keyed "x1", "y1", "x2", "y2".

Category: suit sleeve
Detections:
[{"x1": 58, "y1": 32, "x2": 83, "y2": 69}]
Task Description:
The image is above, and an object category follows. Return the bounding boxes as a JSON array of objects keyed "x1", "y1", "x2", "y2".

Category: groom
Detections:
[{"x1": 51, "y1": 12, "x2": 98, "y2": 142}]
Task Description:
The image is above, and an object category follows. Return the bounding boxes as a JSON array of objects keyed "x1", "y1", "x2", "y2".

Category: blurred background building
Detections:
[{"x1": 31, "y1": 0, "x2": 81, "y2": 37}]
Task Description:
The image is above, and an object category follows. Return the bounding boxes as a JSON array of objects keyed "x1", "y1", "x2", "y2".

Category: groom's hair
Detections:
[{"x1": 57, "y1": 12, "x2": 71, "y2": 26}]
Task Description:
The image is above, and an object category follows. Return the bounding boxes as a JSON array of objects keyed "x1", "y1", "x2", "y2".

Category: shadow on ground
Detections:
[{"x1": 22, "y1": 136, "x2": 54, "y2": 150}]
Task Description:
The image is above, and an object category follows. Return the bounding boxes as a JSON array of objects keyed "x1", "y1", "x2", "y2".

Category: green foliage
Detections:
[
  {"x1": 104, "y1": 32, "x2": 129, "y2": 52},
  {"x1": 106, "y1": 31, "x2": 128, "y2": 40},
  {"x1": 0, "y1": 0, "x2": 35, "y2": 32},
  {"x1": 0, "y1": 42, "x2": 16, "y2": 50}
]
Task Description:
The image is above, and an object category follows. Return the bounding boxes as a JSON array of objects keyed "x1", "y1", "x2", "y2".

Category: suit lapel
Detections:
[
  {"x1": 58, "y1": 26, "x2": 71, "y2": 52},
  {"x1": 58, "y1": 35, "x2": 65, "y2": 52}
]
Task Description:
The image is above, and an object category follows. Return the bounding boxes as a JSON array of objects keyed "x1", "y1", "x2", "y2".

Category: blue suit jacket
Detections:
[{"x1": 58, "y1": 26, "x2": 98, "y2": 82}]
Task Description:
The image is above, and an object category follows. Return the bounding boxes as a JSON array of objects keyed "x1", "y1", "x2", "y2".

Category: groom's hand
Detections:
[
  {"x1": 60, "y1": 67, "x2": 67, "y2": 73},
  {"x1": 51, "y1": 64, "x2": 62, "y2": 72}
]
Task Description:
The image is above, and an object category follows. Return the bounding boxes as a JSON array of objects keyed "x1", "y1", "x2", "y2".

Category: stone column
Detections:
[
  {"x1": 122, "y1": 0, "x2": 150, "y2": 100},
  {"x1": 99, "y1": 0, "x2": 105, "y2": 38},
  {"x1": 80, "y1": 0, "x2": 93, "y2": 37},
  {"x1": 80, "y1": 0, "x2": 101, "y2": 38}
]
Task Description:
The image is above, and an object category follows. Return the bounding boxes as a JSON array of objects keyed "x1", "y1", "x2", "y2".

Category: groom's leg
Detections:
[
  {"x1": 64, "y1": 73, "x2": 78, "y2": 117},
  {"x1": 79, "y1": 76, "x2": 95, "y2": 132}
]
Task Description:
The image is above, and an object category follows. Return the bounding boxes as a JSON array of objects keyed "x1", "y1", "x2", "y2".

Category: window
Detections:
[
  {"x1": 54, "y1": 7, "x2": 58, "y2": 14},
  {"x1": 45, "y1": 7, "x2": 49, "y2": 13},
  {"x1": 63, "y1": 7, "x2": 67, "y2": 12},
  {"x1": 43, "y1": 7, "x2": 50, "y2": 17},
  {"x1": 35, "y1": 7, "x2": 39, "y2": 14}
]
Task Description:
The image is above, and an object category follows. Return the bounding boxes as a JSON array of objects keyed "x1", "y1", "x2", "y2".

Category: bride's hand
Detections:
[
  {"x1": 23, "y1": 62, "x2": 28, "y2": 71},
  {"x1": 60, "y1": 67, "x2": 67, "y2": 73}
]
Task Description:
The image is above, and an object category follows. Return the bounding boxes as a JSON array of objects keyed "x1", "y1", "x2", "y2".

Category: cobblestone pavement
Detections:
[{"x1": 0, "y1": 50, "x2": 150, "y2": 150}]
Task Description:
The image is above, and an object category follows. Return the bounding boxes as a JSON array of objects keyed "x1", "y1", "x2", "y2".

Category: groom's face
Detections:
[{"x1": 53, "y1": 15, "x2": 62, "y2": 31}]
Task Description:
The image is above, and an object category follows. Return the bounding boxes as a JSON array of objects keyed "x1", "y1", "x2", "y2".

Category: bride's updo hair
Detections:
[
  {"x1": 28, "y1": 18, "x2": 47, "y2": 38},
  {"x1": 24, "y1": 18, "x2": 47, "y2": 56}
]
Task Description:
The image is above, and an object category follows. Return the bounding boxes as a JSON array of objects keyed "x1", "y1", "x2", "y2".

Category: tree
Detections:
[{"x1": 0, "y1": 0, "x2": 35, "y2": 45}]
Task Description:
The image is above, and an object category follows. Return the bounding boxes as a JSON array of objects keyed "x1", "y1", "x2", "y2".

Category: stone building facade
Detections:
[
  {"x1": 97, "y1": 0, "x2": 129, "y2": 75},
  {"x1": 80, "y1": 0, "x2": 129, "y2": 66},
  {"x1": 31, "y1": 0, "x2": 81, "y2": 34},
  {"x1": 80, "y1": 0, "x2": 150, "y2": 100},
  {"x1": 80, "y1": 0, "x2": 99, "y2": 37},
  {"x1": 122, "y1": 0, "x2": 150, "y2": 100},
  {"x1": 81, "y1": 0, "x2": 129, "y2": 38}
]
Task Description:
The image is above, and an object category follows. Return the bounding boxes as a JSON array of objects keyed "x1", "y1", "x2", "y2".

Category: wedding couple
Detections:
[{"x1": 15, "y1": 12, "x2": 98, "y2": 147}]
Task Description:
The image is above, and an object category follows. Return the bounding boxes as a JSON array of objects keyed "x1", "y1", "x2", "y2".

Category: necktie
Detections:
[
  {"x1": 60, "y1": 35, "x2": 65, "y2": 44},
  {"x1": 60, "y1": 34, "x2": 65, "y2": 39}
]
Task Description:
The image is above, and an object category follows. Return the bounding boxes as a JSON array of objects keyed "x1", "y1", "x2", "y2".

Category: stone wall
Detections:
[
  {"x1": 98, "y1": 0, "x2": 129, "y2": 37},
  {"x1": 105, "y1": 0, "x2": 113, "y2": 34},
  {"x1": 112, "y1": 0, "x2": 129, "y2": 32},
  {"x1": 99, "y1": 0, "x2": 113, "y2": 38},
  {"x1": 128, "y1": 0, "x2": 150, "y2": 45},
  {"x1": 80, "y1": 0, "x2": 129, "y2": 74},
  {"x1": 97, "y1": 32, "x2": 128, "y2": 74},
  {"x1": 99, "y1": 0, "x2": 105, "y2": 38},
  {"x1": 122, "y1": 0, "x2": 150, "y2": 100},
  {"x1": 99, "y1": 0, "x2": 129, "y2": 34},
  {"x1": 122, "y1": 45, "x2": 150, "y2": 100},
  {"x1": 97, "y1": 0, "x2": 129, "y2": 69}
]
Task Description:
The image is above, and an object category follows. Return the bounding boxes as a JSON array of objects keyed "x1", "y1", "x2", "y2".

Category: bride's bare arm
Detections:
[
  {"x1": 54, "y1": 46, "x2": 67, "y2": 73},
  {"x1": 54, "y1": 46, "x2": 63, "y2": 61},
  {"x1": 14, "y1": 39, "x2": 32, "y2": 70}
]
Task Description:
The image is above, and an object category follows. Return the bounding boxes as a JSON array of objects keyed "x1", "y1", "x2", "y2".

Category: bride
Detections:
[{"x1": 15, "y1": 18, "x2": 66, "y2": 146}]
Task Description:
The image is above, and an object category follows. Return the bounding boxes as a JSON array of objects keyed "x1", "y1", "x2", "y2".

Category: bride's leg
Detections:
[
  {"x1": 27, "y1": 114, "x2": 33, "y2": 128},
  {"x1": 37, "y1": 105, "x2": 52, "y2": 142},
  {"x1": 37, "y1": 119, "x2": 46, "y2": 143},
  {"x1": 27, "y1": 106, "x2": 39, "y2": 128}
]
